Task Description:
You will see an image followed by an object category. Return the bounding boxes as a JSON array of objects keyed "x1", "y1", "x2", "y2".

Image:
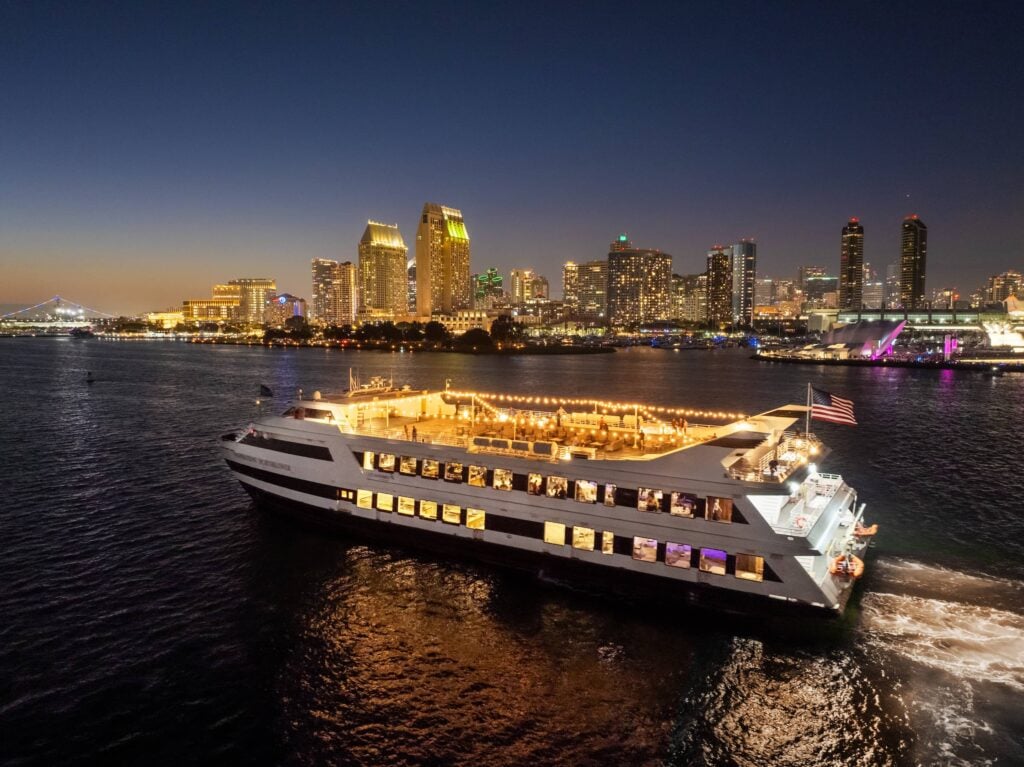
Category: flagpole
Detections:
[{"x1": 805, "y1": 382, "x2": 811, "y2": 437}]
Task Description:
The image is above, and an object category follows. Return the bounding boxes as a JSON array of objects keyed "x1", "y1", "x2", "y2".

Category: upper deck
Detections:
[{"x1": 272, "y1": 383, "x2": 823, "y2": 486}]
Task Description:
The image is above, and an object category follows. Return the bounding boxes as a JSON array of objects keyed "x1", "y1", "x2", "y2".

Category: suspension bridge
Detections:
[{"x1": 0, "y1": 296, "x2": 119, "y2": 332}]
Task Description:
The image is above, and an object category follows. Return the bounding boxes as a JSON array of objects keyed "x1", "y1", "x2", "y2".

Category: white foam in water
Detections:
[
  {"x1": 860, "y1": 591, "x2": 1024, "y2": 692},
  {"x1": 912, "y1": 682, "x2": 995, "y2": 767},
  {"x1": 872, "y1": 558, "x2": 1024, "y2": 611}
]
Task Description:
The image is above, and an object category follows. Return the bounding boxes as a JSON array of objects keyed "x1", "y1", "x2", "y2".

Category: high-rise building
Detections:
[
  {"x1": 358, "y1": 221, "x2": 408, "y2": 321},
  {"x1": 672, "y1": 273, "x2": 707, "y2": 323},
  {"x1": 798, "y1": 265, "x2": 826, "y2": 290},
  {"x1": 562, "y1": 262, "x2": 579, "y2": 313},
  {"x1": 839, "y1": 218, "x2": 864, "y2": 310},
  {"x1": 333, "y1": 261, "x2": 357, "y2": 325},
  {"x1": 606, "y1": 234, "x2": 673, "y2": 328},
  {"x1": 263, "y1": 293, "x2": 307, "y2": 326},
  {"x1": 473, "y1": 267, "x2": 504, "y2": 309},
  {"x1": 407, "y1": 259, "x2": 416, "y2": 314},
  {"x1": 754, "y1": 277, "x2": 774, "y2": 307},
  {"x1": 986, "y1": 270, "x2": 1023, "y2": 303},
  {"x1": 884, "y1": 263, "x2": 901, "y2": 309},
  {"x1": 900, "y1": 214, "x2": 928, "y2": 309},
  {"x1": 706, "y1": 246, "x2": 732, "y2": 327},
  {"x1": 229, "y1": 278, "x2": 277, "y2": 325},
  {"x1": 862, "y1": 281, "x2": 884, "y2": 310},
  {"x1": 416, "y1": 203, "x2": 471, "y2": 315},
  {"x1": 311, "y1": 259, "x2": 338, "y2": 323},
  {"x1": 575, "y1": 260, "x2": 609, "y2": 323},
  {"x1": 731, "y1": 239, "x2": 756, "y2": 326},
  {"x1": 509, "y1": 269, "x2": 533, "y2": 305}
]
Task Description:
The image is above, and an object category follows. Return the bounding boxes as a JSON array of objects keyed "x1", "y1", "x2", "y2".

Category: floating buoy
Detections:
[{"x1": 829, "y1": 555, "x2": 865, "y2": 578}]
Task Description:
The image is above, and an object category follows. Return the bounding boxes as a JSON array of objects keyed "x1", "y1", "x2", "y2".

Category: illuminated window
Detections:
[
  {"x1": 468, "y1": 465, "x2": 487, "y2": 487},
  {"x1": 493, "y1": 468, "x2": 513, "y2": 491},
  {"x1": 398, "y1": 496, "x2": 415, "y2": 516},
  {"x1": 376, "y1": 493, "x2": 393, "y2": 512},
  {"x1": 638, "y1": 487, "x2": 663, "y2": 512},
  {"x1": 543, "y1": 521, "x2": 566, "y2": 545},
  {"x1": 421, "y1": 459, "x2": 439, "y2": 479},
  {"x1": 399, "y1": 456, "x2": 417, "y2": 475},
  {"x1": 466, "y1": 508, "x2": 485, "y2": 530},
  {"x1": 444, "y1": 462, "x2": 464, "y2": 482},
  {"x1": 527, "y1": 473, "x2": 543, "y2": 495},
  {"x1": 665, "y1": 542, "x2": 692, "y2": 568},
  {"x1": 699, "y1": 548, "x2": 727, "y2": 575},
  {"x1": 378, "y1": 453, "x2": 396, "y2": 472},
  {"x1": 546, "y1": 476, "x2": 568, "y2": 499},
  {"x1": 575, "y1": 480, "x2": 597, "y2": 503},
  {"x1": 705, "y1": 497, "x2": 733, "y2": 523},
  {"x1": 572, "y1": 526, "x2": 595, "y2": 550},
  {"x1": 356, "y1": 489, "x2": 373, "y2": 509},
  {"x1": 362, "y1": 452, "x2": 375, "y2": 471},
  {"x1": 442, "y1": 503, "x2": 461, "y2": 524},
  {"x1": 419, "y1": 500, "x2": 438, "y2": 520},
  {"x1": 601, "y1": 531, "x2": 614, "y2": 554},
  {"x1": 736, "y1": 553, "x2": 764, "y2": 582},
  {"x1": 604, "y1": 484, "x2": 617, "y2": 507},
  {"x1": 632, "y1": 536, "x2": 657, "y2": 563},
  {"x1": 670, "y1": 492, "x2": 696, "y2": 517}
]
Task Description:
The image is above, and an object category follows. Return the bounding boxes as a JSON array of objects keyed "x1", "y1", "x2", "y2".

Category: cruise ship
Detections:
[{"x1": 221, "y1": 376, "x2": 875, "y2": 617}]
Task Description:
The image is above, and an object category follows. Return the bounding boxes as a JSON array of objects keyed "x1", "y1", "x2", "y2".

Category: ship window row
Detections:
[
  {"x1": 635, "y1": 536, "x2": 766, "y2": 581},
  {"x1": 349, "y1": 487, "x2": 485, "y2": 530},
  {"x1": 356, "y1": 451, "x2": 742, "y2": 524}
]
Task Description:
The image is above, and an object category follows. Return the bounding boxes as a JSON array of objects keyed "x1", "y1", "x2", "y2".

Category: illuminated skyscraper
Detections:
[
  {"x1": 987, "y1": 270, "x2": 1023, "y2": 303},
  {"x1": 839, "y1": 218, "x2": 864, "y2": 310},
  {"x1": 706, "y1": 246, "x2": 732, "y2": 328},
  {"x1": 228, "y1": 278, "x2": 276, "y2": 325},
  {"x1": 900, "y1": 215, "x2": 928, "y2": 309},
  {"x1": 358, "y1": 221, "x2": 408, "y2": 320},
  {"x1": 606, "y1": 234, "x2": 673, "y2": 328},
  {"x1": 311, "y1": 258, "x2": 338, "y2": 323},
  {"x1": 416, "y1": 203, "x2": 471, "y2": 315},
  {"x1": 731, "y1": 239, "x2": 756, "y2": 326},
  {"x1": 407, "y1": 259, "x2": 417, "y2": 314},
  {"x1": 574, "y1": 260, "x2": 608, "y2": 323},
  {"x1": 332, "y1": 261, "x2": 357, "y2": 325},
  {"x1": 562, "y1": 262, "x2": 579, "y2": 313},
  {"x1": 473, "y1": 268, "x2": 504, "y2": 309}
]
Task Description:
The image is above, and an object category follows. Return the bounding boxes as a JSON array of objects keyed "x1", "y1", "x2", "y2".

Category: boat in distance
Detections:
[{"x1": 221, "y1": 376, "x2": 875, "y2": 617}]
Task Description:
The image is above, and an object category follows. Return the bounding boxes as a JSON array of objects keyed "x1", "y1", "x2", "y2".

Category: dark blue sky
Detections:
[{"x1": 2, "y1": 0, "x2": 1021, "y2": 313}]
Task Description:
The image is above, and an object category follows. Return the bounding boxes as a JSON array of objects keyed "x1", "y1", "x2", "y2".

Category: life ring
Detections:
[{"x1": 794, "y1": 515, "x2": 808, "y2": 530}]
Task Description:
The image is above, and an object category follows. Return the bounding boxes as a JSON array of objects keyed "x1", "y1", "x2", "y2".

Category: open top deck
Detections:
[{"x1": 273, "y1": 381, "x2": 823, "y2": 485}]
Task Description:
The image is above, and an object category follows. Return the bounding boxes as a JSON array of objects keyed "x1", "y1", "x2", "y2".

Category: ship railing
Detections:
[{"x1": 726, "y1": 431, "x2": 824, "y2": 483}]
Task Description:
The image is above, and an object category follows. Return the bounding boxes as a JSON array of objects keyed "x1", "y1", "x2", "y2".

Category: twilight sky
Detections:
[{"x1": 2, "y1": 1, "x2": 1022, "y2": 314}]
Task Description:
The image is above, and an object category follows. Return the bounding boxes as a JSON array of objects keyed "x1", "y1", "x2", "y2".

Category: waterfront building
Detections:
[
  {"x1": 358, "y1": 221, "x2": 409, "y2": 321},
  {"x1": 229, "y1": 278, "x2": 277, "y2": 326},
  {"x1": 146, "y1": 311, "x2": 185, "y2": 329},
  {"x1": 674, "y1": 273, "x2": 707, "y2": 323},
  {"x1": 311, "y1": 258, "x2": 338, "y2": 323},
  {"x1": 731, "y1": 239, "x2": 757, "y2": 326},
  {"x1": 900, "y1": 214, "x2": 928, "y2": 309},
  {"x1": 264, "y1": 293, "x2": 307, "y2": 327},
  {"x1": 987, "y1": 270, "x2": 1023, "y2": 303},
  {"x1": 562, "y1": 262, "x2": 579, "y2": 314},
  {"x1": 862, "y1": 281, "x2": 885, "y2": 310},
  {"x1": 182, "y1": 282, "x2": 241, "y2": 322},
  {"x1": 607, "y1": 234, "x2": 673, "y2": 328},
  {"x1": 706, "y1": 245, "x2": 732, "y2": 328},
  {"x1": 509, "y1": 269, "x2": 534, "y2": 305},
  {"x1": 416, "y1": 203, "x2": 471, "y2": 316},
  {"x1": 573, "y1": 260, "x2": 608, "y2": 324},
  {"x1": 803, "y1": 275, "x2": 839, "y2": 307},
  {"x1": 839, "y1": 218, "x2": 864, "y2": 310},
  {"x1": 333, "y1": 261, "x2": 358, "y2": 326},
  {"x1": 431, "y1": 310, "x2": 493, "y2": 335}
]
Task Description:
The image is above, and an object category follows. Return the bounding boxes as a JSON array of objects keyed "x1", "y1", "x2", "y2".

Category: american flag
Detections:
[{"x1": 811, "y1": 387, "x2": 857, "y2": 425}]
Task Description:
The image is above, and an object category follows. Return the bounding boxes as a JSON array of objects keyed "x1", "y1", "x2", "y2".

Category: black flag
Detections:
[{"x1": 259, "y1": 384, "x2": 274, "y2": 398}]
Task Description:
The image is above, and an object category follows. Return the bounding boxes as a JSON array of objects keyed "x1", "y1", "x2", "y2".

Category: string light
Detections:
[{"x1": 446, "y1": 390, "x2": 745, "y2": 421}]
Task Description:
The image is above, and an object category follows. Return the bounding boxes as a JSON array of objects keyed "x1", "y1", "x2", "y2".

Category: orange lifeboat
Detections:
[
  {"x1": 854, "y1": 523, "x2": 878, "y2": 537},
  {"x1": 829, "y1": 555, "x2": 865, "y2": 578}
]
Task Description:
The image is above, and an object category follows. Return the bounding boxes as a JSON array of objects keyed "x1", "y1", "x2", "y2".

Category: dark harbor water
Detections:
[{"x1": 2, "y1": 339, "x2": 1022, "y2": 766}]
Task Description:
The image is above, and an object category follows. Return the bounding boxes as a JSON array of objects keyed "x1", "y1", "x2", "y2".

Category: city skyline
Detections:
[{"x1": 2, "y1": 2, "x2": 1022, "y2": 313}]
